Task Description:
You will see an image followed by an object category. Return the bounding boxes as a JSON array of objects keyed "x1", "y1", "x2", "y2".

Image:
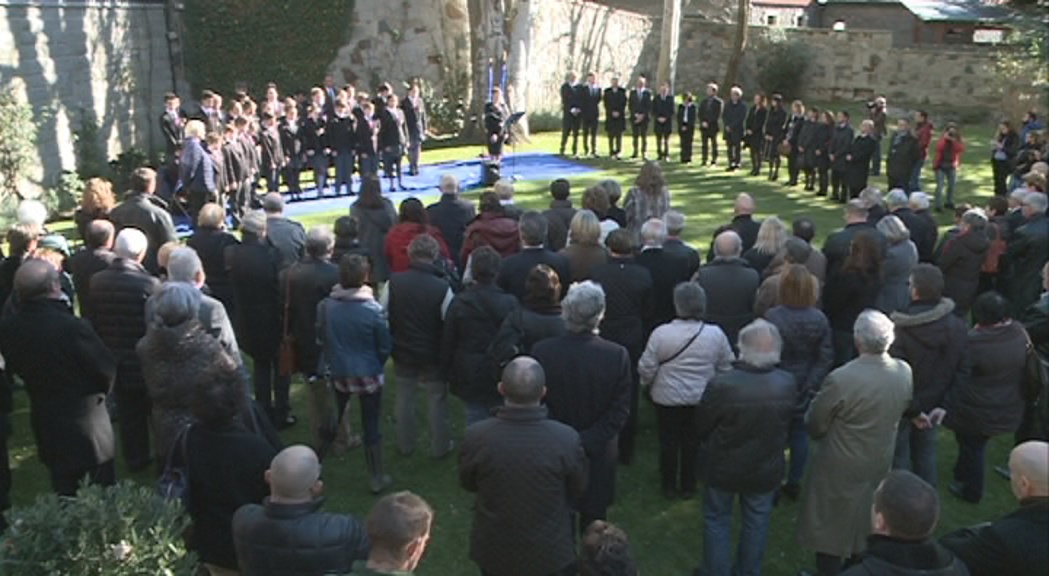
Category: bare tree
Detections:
[
  {"x1": 656, "y1": 0, "x2": 683, "y2": 90},
  {"x1": 722, "y1": 0, "x2": 749, "y2": 89}
]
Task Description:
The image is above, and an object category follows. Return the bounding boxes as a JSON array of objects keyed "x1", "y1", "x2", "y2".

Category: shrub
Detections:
[
  {"x1": 0, "y1": 87, "x2": 38, "y2": 202},
  {"x1": 109, "y1": 148, "x2": 150, "y2": 194},
  {"x1": 754, "y1": 36, "x2": 813, "y2": 100},
  {"x1": 41, "y1": 170, "x2": 85, "y2": 219},
  {"x1": 0, "y1": 481, "x2": 197, "y2": 575},
  {"x1": 73, "y1": 109, "x2": 111, "y2": 182},
  {"x1": 419, "y1": 73, "x2": 468, "y2": 136}
]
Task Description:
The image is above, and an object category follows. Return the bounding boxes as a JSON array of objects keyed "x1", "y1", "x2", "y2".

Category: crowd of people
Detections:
[{"x1": 0, "y1": 74, "x2": 1047, "y2": 575}]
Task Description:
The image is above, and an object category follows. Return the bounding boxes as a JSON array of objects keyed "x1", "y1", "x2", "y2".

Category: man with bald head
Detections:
[
  {"x1": 694, "y1": 230, "x2": 760, "y2": 351},
  {"x1": 459, "y1": 357, "x2": 588, "y2": 576},
  {"x1": 0, "y1": 259, "x2": 117, "y2": 496},
  {"x1": 707, "y1": 193, "x2": 761, "y2": 262},
  {"x1": 941, "y1": 441, "x2": 1049, "y2": 575},
  {"x1": 233, "y1": 444, "x2": 369, "y2": 575},
  {"x1": 68, "y1": 219, "x2": 116, "y2": 320}
]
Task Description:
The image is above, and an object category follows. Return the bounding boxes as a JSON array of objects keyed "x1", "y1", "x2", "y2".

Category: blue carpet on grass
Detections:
[{"x1": 172, "y1": 152, "x2": 596, "y2": 233}]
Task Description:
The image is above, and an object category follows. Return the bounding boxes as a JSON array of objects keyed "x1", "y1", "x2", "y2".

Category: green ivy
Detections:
[{"x1": 182, "y1": 0, "x2": 355, "y2": 97}]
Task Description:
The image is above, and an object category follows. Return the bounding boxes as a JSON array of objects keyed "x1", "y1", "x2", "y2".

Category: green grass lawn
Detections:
[{"x1": 7, "y1": 120, "x2": 1017, "y2": 575}]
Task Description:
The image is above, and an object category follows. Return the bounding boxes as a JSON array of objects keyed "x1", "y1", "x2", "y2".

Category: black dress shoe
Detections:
[{"x1": 949, "y1": 482, "x2": 980, "y2": 504}]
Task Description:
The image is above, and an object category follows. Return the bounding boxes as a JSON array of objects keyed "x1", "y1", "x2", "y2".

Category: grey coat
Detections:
[
  {"x1": 877, "y1": 240, "x2": 918, "y2": 315},
  {"x1": 798, "y1": 354, "x2": 913, "y2": 558}
]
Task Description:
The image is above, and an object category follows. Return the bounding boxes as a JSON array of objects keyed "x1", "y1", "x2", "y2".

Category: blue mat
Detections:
[{"x1": 172, "y1": 152, "x2": 597, "y2": 232}]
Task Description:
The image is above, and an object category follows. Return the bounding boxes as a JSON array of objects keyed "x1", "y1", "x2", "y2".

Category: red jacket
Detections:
[
  {"x1": 916, "y1": 121, "x2": 934, "y2": 160},
  {"x1": 384, "y1": 223, "x2": 452, "y2": 274},
  {"x1": 933, "y1": 135, "x2": 965, "y2": 169},
  {"x1": 460, "y1": 212, "x2": 521, "y2": 263}
]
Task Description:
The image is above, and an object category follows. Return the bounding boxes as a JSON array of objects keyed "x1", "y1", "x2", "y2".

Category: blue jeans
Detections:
[
  {"x1": 701, "y1": 487, "x2": 776, "y2": 576},
  {"x1": 787, "y1": 421, "x2": 809, "y2": 485},
  {"x1": 893, "y1": 419, "x2": 938, "y2": 486},
  {"x1": 934, "y1": 166, "x2": 956, "y2": 209},
  {"x1": 909, "y1": 158, "x2": 925, "y2": 192}
]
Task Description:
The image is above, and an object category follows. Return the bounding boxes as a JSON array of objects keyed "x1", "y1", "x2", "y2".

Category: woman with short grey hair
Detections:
[
  {"x1": 876, "y1": 214, "x2": 918, "y2": 314},
  {"x1": 639, "y1": 282, "x2": 735, "y2": 499},
  {"x1": 562, "y1": 280, "x2": 606, "y2": 334}
]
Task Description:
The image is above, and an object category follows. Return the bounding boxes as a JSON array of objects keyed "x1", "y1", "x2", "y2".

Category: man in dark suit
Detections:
[
  {"x1": 652, "y1": 82, "x2": 675, "y2": 162},
  {"x1": 496, "y1": 212, "x2": 571, "y2": 302},
  {"x1": 0, "y1": 259, "x2": 117, "y2": 496},
  {"x1": 460, "y1": 357, "x2": 588, "y2": 576},
  {"x1": 322, "y1": 74, "x2": 339, "y2": 120},
  {"x1": 663, "y1": 210, "x2": 701, "y2": 279},
  {"x1": 677, "y1": 93, "x2": 697, "y2": 164},
  {"x1": 723, "y1": 86, "x2": 747, "y2": 171},
  {"x1": 887, "y1": 118, "x2": 921, "y2": 191},
  {"x1": 262, "y1": 193, "x2": 306, "y2": 271},
  {"x1": 1004, "y1": 192, "x2": 1049, "y2": 317},
  {"x1": 823, "y1": 199, "x2": 883, "y2": 280},
  {"x1": 603, "y1": 76, "x2": 627, "y2": 159},
  {"x1": 580, "y1": 72, "x2": 602, "y2": 158},
  {"x1": 108, "y1": 167, "x2": 178, "y2": 276},
  {"x1": 694, "y1": 231, "x2": 760, "y2": 351},
  {"x1": 635, "y1": 218, "x2": 692, "y2": 333},
  {"x1": 698, "y1": 83, "x2": 724, "y2": 166},
  {"x1": 532, "y1": 281, "x2": 632, "y2": 532},
  {"x1": 560, "y1": 72, "x2": 582, "y2": 157},
  {"x1": 160, "y1": 92, "x2": 184, "y2": 158},
  {"x1": 427, "y1": 174, "x2": 476, "y2": 271},
  {"x1": 628, "y1": 76, "x2": 652, "y2": 159},
  {"x1": 543, "y1": 178, "x2": 576, "y2": 252},
  {"x1": 68, "y1": 219, "x2": 116, "y2": 322},
  {"x1": 402, "y1": 83, "x2": 428, "y2": 176},
  {"x1": 707, "y1": 193, "x2": 762, "y2": 262}
]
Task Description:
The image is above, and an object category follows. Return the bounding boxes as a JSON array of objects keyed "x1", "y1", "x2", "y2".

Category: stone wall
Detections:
[{"x1": 0, "y1": 0, "x2": 181, "y2": 197}]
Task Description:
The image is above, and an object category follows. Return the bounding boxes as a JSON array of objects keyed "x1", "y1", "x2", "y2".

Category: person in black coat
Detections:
[
  {"x1": 695, "y1": 320, "x2": 796, "y2": 576},
  {"x1": 160, "y1": 92, "x2": 184, "y2": 158},
  {"x1": 677, "y1": 93, "x2": 698, "y2": 164},
  {"x1": 485, "y1": 88, "x2": 510, "y2": 162},
  {"x1": 784, "y1": 101, "x2": 807, "y2": 187},
  {"x1": 68, "y1": 219, "x2": 116, "y2": 322},
  {"x1": 1004, "y1": 193, "x2": 1049, "y2": 318},
  {"x1": 259, "y1": 113, "x2": 286, "y2": 194},
  {"x1": 811, "y1": 111, "x2": 834, "y2": 196},
  {"x1": 695, "y1": 231, "x2": 760, "y2": 352},
  {"x1": 107, "y1": 168, "x2": 178, "y2": 275},
  {"x1": 830, "y1": 111, "x2": 856, "y2": 202},
  {"x1": 628, "y1": 76, "x2": 652, "y2": 159},
  {"x1": 991, "y1": 121, "x2": 1021, "y2": 197},
  {"x1": 591, "y1": 230, "x2": 654, "y2": 465},
  {"x1": 263, "y1": 193, "x2": 307, "y2": 271},
  {"x1": 489, "y1": 264, "x2": 568, "y2": 366},
  {"x1": 497, "y1": 212, "x2": 572, "y2": 302},
  {"x1": 746, "y1": 94, "x2": 769, "y2": 176},
  {"x1": 706, "y1": 193, "x2": 762, "y2": 262},
  {"x1": 0, "y1": 259, "x2": 117, "y2": 496},
  {"x1": 279, "y1": 105, "x2": 305, "y2": 201},
  {"x1": 401, "y1": 83, "x2": 428, "y2": 175},
  {"x1": 355, "y1": 101, "x2": 380, "y2": 176},
  {"x1": 459, "y1": 357, "x2": 588, "y2": 576},
  {"x1": 559, "y1": 72, "x2": 583, "y2": 157},
  {"x1": 580, "y1": 72, "x2": 602, "y2": 157},
  {"x1": 887, "y1": 119, "x2": 921, "y2": 191},
  {"x1": 327, "y1": 101, "x2": 358, "y2": 197},
  {"x1": 722, "y1": 86, "x2": 747, "y2": 171},
  {"x1": 636, "y1": 220, "x2": 693, "y2": 333},
  {"x1": 764, "y1": 95, "x2": 788, "y2": 181},
  {"x1": 442, "y1": 247, "x2": 519, "y2": 425},
  {"x1": 87, "y1": 229, "x2": 160, "y2": 471},
  {"x1": 378, "y1": 94, "x2": 409, "y2": 192},
  {"x1": 822, "y1": 200, "x2": 881, "y2": 279},
  {"x1": 847, "y1": 120, "x2": 880, "y2": 199},
  {"x1": 427, "y1": 175, "x2": 476, "y2": 271},
  {"x1": 823, "y1": 227, "x2": 883, "y2": 366},
  {"x1": 302, "y1": 105, "x2": 330, "y2": 196},
  {"x1": 940, "y1": 440, "x2": 1049, "y2": 576},
  {"x1": 603, "y1": 77, "x2": 628, "y2": 159},
  {"x1": 697, "y1": 83, "x2": 724, "y2": 166},
  {"x1": 532, "y1": 281, "x2": 632, "y2": 532},
  {"x1": 652, "y1": 82, "x2": 675, "y2": 162},
  {"x1": 232, "y1": 445, "x2": 369, "y2": 576},
  {"x1": 186, "y1": 203, "x2": 241, "y2": 316},
  {"x1": 226, "y1": 212, "x2": 290, "y2": 428}
]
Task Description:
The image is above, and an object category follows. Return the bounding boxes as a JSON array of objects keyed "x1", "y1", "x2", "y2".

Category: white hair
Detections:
[
  {"x1": 241, "y1": 210, "x2": 268, "y2": 236},
  {"x1": 167, "y1": 247, "x2": 204, "y2": 283},
  {"x1": 886, "y1": 189, "x2": 909, "y2": 209},
  {"x1": 713, "y1": 230, "x2": 743, "y2": 259},
  {"x1": 663, "y1": 210, "x2": 686, "y2": 235},
  {"x1": 494, "y1": 179, "x2": 514, "y2": 200},
  {"x1": 16, "y1": 199, "x2": 48, "y2": 227},
  {"x1": 640, "y1": 219, "x2": 667, "y2": 247},
  {"x1": 909, "y1": 192, "x2": 930, "y2": 211},
  {"x1": 854, "y1": 309, "x2": 896, "y2": 355},
  {"x1": 1025, "y1": 192, "x2": 1048, "y2": 214},
  {"x1": 439, "y1": 174, "x2": 459, "y2": 195},
  {"x1": 562, "y1": 281, "x2": 606, "y2": 334},
  {"x1": 738, "y1": 319, "x2": 783, "y2": 369},
  {"x1": 114, "y1": 228, "x2": 149, "y2": 259}
]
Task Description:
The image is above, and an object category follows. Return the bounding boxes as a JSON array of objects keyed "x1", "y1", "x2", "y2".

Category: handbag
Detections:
[
  {"x1": 278, "y1": 271, "x2": 297, "y2": 376},
  {"x1": 157, "y1": 424, "x2": 192, "y2": 507},
  {"x1": 778, "y1": 141, "x2": 793, "y2": 157}
]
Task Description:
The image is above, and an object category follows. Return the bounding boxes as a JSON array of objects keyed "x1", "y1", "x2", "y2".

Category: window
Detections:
[
  {"x1": 832, "y1": 20, "x2": 847, "y2": 31},
  {"x1": 973, "y1": 28, "x2": 1004, "y2": 44},
  {"x1": 767, "y1": 14, "x2": 778, "y2": 26}
]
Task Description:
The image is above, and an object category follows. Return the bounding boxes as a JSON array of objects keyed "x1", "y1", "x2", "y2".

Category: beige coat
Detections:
[{"x1": 797, "y1": 353, "x2": 913, "y2": 558}]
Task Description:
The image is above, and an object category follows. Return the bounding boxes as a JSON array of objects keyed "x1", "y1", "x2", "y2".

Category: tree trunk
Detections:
[
  {"x1": 464, "y1": 0, "x2": 508, "y2": 141},
  {"x1": 505, "y1": 0, "x2": 536, "y2": 139},
  {"x1": 656, "y1": 0, "x2": 683, "y2": 91},
  {"x1": 722, "y1": 0, "x2": 749, "y2": 89}
]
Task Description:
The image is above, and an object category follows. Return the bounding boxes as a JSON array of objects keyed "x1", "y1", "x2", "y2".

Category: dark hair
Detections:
[
  {"x1": 190, "y1": 353, "x2": 247, "y2": 427},
  {"x1": 85, "y1": 221, "x2": 114, "y2": 250},
  {"x1": 917, "y1": 110, "x2": 928, "y2": 121},
  {"x1": 357, "y1": 176, "x2": 385, "y2": 209},
  {"x1": 550, "y1": 179, "x2": 571, "y2": 201},
  {"x1": 874, "y1": 470, "x2": 940, "y2": 541},
  {"x1": 840, "y1": 110, "x2": 850, "y2": 120},
  {"x1": 792, "y1": 217, "x2": 816, "y2": 243},
  {"x1": 582, "y1": 186, "x2": 610, "y2": 219},
  {"x1": 334, "y1": 215, "x2": 358, "y2": 240},
  {"x1": 479, "y1": 191, "x2": 502, "y2": 214},
  {"x1": 469, "y1": 246, "x2": 502, "y2": 284},
  {"x1": 909, "y1": 264, "x2": 944, "y2": 301},
  {"x1": 953, "y1": 203, "x2": 973, "y2": 221},
  {"x1": 604, "y1": 228, "x2": 634, "y2": 256},
  {"x1": 972, "y1": 291, "x2": 1010, "y2": 326},
  {"x1": 842, "y1": 231, "x2": 883, "y2": 280},
  {"x1": 579, "y1": 521, "x2": 638, "y2": 576},
  {"x1": 130, "y1": 167, "x2": 156, "y2": 194},
  {"x1": 524, "y1": 264, "x2": 561, "y2": 309},
  {"x1": 398, "y1": 198, "x2": 428, "y2": 225},
  {"x1": 164, "y1": 92, "x2": 179, "y2": 103},
  {"x1": 339, "y1": 253, "x2": 371, "y2": 288},
  {"x1": 519, "y1": 212, "x2": 548, "y2": 247}
]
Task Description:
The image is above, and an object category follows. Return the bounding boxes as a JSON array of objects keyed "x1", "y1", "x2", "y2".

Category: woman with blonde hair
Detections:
[
  {"x1": 743, "y1": 216, "x2": 789, "y2": 277},
  {"x1": 624, "y1": 161, "x2": 670, "y2": 238},
  {"x1": 560, "y1": 209, "x2": 608, "y2": 282},
  {"x1": 74, "y1": 177, "x2": 116, "y2": 241}
]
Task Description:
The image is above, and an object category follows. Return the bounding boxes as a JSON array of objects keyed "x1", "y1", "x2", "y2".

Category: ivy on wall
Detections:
[{"x1": 182, "y1": 0, "x2": 354, "y2": 97}]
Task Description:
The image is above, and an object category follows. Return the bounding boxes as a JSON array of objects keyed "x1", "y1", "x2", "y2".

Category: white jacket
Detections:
[{"x1": 638, "y1": 319, "x2": 735, "y2": 406}]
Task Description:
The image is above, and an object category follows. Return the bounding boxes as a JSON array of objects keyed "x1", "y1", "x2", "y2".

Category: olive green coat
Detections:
[{"x1": 797, "y1": 353, "x2": 913, "y2": 558}]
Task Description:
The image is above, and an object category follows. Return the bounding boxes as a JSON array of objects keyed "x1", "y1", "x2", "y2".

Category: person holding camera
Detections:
[
  {"x1": 867, "y1": 97, "x2": 888, "y2": 177},
  {"x1": 933, "y1": 125, "x2": 965, "y2": 211}
]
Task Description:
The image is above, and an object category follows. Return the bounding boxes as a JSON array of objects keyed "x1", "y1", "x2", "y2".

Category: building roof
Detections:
[
  {"x1": 753, "y1": 0, "x2": 810, "y2": 7},
  {"x1": 899, "y1": 0, "x2": 1015, "y2": 23}
]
